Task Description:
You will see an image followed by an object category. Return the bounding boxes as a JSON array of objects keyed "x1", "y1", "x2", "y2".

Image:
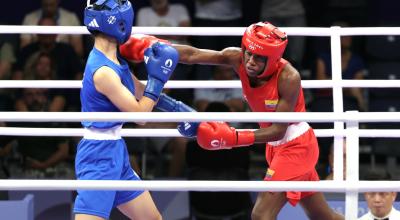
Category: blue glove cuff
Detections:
[
  {"x1": 155, "y1": 93, "x2": 196, "y2": 112},
  {"x1": 155, "y1": 93, "x2": 199, "y2": 138},
  {"x1": 144, "y1": 77, "x2": 164, "y2": 101}
]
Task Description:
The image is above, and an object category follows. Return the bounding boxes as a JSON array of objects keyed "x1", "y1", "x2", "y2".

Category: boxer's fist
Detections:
[
  {"x1": 197, "y1": 122, "x2": 255, "y2": 150},
  {"x1": 119, "y1": 34, "x2": 170, "y2": 63},
  {"x1": 178, "y1": 122, "x2": 199, "y2": 138},
  {"x1": 143, "y1": 42, "x2": 179, "y2": 101}
]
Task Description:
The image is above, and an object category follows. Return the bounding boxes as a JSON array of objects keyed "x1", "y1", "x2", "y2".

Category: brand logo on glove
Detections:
[
  {"x1": 211, "y1": 139, "x2": 220, "y2": 148},
  {"x1": 161, "y1": 59, "x2": 173, "y2": 74},
  {"x1": 211, "y1": 138, "x2": 225, "y2": 148},
  {"x1": 165, "y1": 59, "x2": 173, "y2": 68}
]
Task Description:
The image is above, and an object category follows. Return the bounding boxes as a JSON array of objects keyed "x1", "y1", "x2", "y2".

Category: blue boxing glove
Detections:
[
  {"x1": 143, "y1": 42, "x2": 179, "y2": 101},
  {"x1": 156, "y1": 93, "x2": 199, "y2": 138}
]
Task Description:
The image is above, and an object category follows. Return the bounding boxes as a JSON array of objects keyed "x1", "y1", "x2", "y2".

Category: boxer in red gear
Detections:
[{"x1": 171, "y1": 22, "x2": 343, "y2": 220}]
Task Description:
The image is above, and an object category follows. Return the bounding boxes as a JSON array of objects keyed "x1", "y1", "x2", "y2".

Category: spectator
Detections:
[
  {"x1": 0, "y1": 122, "x2": 15, "y2": 200},
  {"x1": 23, "y1": 52, "x2": 56, "y2": 80},
  {"x1": 13, "y1": 88, "x2": 70, "y2": 178},
  {"x1": 15, "y1": 131, "x2": 70, "y2": 178},
  {"x1": 136, "y1": 0, "x2": 191, "y2": 45},
  {"x1": 0, "y1": 122, "x2": 15, "y2": 176},
  {"x1": 0, "y1": 38, "x2": 16, "y2": 110},
  {"x1": 15, "y1": 88, "x2": 65, "y2": 117},
  {"x1": 325, "y1": 140, "x2": 346, "y2": 180},
  {"x1": 359, "y1": 169, "x2": 400, "y2": 219},
  {"x1": 314, "y1": 21, "x2": 367, "y2": 111},
  {"x1": 194, "y1": 65, "x2": 245, "y2": 112},
  {"x1": 260, "y1": 0, "x2": 307, "y2": 68},
  {"x1": 15, "y1": 17, "x2": 83, "y2": 81},
  {"x1": 20, "y1": 0, "x2": 84, "y2": 57},
  {"x1": 193, "y1": 0, "x2": 242, "y2": 50},
  {"x1": 14, "y1": 17, "x2": 82, "y2": 111},
  {"x1": 20, "y1": 53, "x2": 66, "y2": 112},
  {"x1": 192, "y1": 0, "x2": 243, "y2": 80},
  {"x1": 14, "y1": 89, "x2": 62, "y2": 113},
  {"x1": 0, "y1": 41, "x2": 16, "y2": 80}
]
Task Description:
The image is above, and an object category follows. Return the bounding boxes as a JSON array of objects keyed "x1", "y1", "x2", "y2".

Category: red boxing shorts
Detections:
[{"x1": 264, "y1": 127, "x2": 320, "y2": 206}]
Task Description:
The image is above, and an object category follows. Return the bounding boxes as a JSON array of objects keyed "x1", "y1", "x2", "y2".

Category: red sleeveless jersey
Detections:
[{"x1": 237, "y1": 58, "x2": 306, "y2": 128}]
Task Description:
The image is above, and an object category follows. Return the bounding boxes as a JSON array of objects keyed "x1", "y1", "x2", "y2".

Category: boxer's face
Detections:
[{"x1": 243, "y1": 49, "x2": 267, "y2": 78}]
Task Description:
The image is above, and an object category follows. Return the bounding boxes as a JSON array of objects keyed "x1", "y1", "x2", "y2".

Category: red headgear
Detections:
[{"x1": 242, "y1": 22, "x2": 288, "y2": 78}]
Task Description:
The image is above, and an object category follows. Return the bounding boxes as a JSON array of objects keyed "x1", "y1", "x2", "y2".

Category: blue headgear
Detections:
[{"x1": 84, "y1": 0, "x2": 134, "y2": 44}]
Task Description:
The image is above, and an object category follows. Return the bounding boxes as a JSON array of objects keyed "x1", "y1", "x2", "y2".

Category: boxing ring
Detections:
[{"x1": 1, "y1": 25, "x2": 400, "y2": 219}]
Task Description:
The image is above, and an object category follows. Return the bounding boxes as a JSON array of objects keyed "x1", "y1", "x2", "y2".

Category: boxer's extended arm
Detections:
[
  {"x1": 173, "y1": 44, "x2": 241, "y2": 67},
  {"x1": 197, "y1": 65, "x2": 302, "y2": 150}
]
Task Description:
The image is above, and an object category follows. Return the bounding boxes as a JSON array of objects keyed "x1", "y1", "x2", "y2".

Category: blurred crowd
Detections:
[{"x1": 0, "y1": 0, "x2": 400, "y2": 183}]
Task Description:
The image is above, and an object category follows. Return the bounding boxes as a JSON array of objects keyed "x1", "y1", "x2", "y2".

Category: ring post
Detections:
[{"x1": 345, "y1": 111, "x2": 360, "y2": 220}]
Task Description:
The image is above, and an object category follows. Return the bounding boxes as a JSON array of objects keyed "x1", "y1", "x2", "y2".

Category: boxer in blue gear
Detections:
[{"x1": 75, "y1": 0, "x2": 177, "y2": 219}]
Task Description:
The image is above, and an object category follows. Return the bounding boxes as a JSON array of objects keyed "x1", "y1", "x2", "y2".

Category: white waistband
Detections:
[
  {"x1": 83, "y1": 125, "x2": 122, "y2": 140},
  {"x1": 267, "y1": 122, "x2": 310, "y2": 146}
]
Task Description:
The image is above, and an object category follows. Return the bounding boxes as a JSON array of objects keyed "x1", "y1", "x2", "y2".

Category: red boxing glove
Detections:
[
  {"x1": 197, "y1": 122, "x2": 255, "y2": 150},
  {"x1": 119, "y1": 34, "x2": 170, "y2": 63}
]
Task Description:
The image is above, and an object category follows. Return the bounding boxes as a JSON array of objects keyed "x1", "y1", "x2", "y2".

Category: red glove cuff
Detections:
[{"x1": 236, "y1": 131, "x2": 255, "y2": 147}]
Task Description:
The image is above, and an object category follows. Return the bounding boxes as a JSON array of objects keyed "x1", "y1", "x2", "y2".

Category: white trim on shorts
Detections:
[
  {"x1": 267, "y1": 122, "x2": 310, "y2": 146},
  {"x1": 83, "y1": 125, "x2": 122, "y2": 140}
]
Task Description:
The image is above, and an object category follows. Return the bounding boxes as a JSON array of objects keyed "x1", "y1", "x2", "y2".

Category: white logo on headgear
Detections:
[
  {"x1": 247, "y1": 40, "x2": 263, "y2": 51},
  {"x1": 165, "y1": 59, "x2": 173, "y2": 68},
  {"x1": 107, "y1": 16, "x2": 116, "y2": 24},
  {"x1": 88, "y1": 18, "x2": 99, "y2": 28}
]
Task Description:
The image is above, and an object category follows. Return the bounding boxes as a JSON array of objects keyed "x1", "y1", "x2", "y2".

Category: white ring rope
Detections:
[
  {"x1": 0, "y1": 111, "x2": 399, "y2": 123},
  {"x1": 0, "y1": 180, "x2": 398, "y2": 192},
  {"x1": 2, "y1": 25, "x2": 400, "y2": 36},
  {"x1": 1, "y1": 127, "x2": 400, "y2": 138},
  {"x1": 1, "y1": 80, "x2": 400, "y2": 89}
]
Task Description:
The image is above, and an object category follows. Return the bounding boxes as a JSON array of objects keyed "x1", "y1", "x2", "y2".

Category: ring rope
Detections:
[
  {"x1": 0, "y1": 127, "x2": 399, "y2": 138},
  {"x1": 0, "y1": 180, "x2": 398, "y2": 192},
  {"x1": 1, "y1": 25, "x2": 400, "y2": 36},
  {"x1": 0, "y1": 111, "x2": 399, "y2": 123},
  {"x1": 1, "y1": 80, "x2": 400, "y2": 89}
]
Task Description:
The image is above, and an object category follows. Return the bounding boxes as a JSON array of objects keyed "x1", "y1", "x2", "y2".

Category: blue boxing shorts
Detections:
[{"x1": 74, "y1": 127, "x2": 144, "y2": 219}]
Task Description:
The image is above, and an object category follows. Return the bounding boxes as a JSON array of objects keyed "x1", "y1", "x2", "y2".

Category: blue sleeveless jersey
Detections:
[{"x1": 81, "y1": 47, "x2": 135, "y2": 129}]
